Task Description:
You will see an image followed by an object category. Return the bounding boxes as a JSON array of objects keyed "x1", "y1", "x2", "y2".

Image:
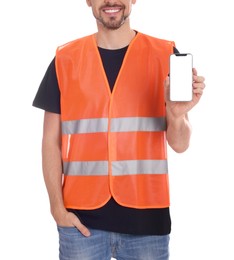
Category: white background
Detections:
[{"x1": 1, "y1": 0, "x2": 234, "y2": 259}]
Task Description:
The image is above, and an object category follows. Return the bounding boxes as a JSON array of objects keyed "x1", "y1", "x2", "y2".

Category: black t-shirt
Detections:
[{"x1": 33, "y1": 44, "x2": 179, "y2": 236}]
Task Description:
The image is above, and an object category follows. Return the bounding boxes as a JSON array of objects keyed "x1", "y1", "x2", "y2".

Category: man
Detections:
[{"x1": 33, "y1": 0, "x2": 205, "y2": 259}]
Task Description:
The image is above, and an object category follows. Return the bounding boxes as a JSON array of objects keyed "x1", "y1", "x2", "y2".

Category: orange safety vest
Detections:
[{"x1": 56, "y1": 32, "x2": 175, "y2": 210}]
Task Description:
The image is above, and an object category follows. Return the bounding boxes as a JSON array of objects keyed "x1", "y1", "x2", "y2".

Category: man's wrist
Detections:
[
  {"x1": 51, "y1": 205, "x2": 67, "y2": 222},
  {"x1": 167, "y1": 111, "x2": 188, "y2": 128}
]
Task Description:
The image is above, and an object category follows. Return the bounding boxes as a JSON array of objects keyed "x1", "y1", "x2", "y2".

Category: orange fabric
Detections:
[
  {"x1": 56, "y1": 32, "x2": 175, "y2": 209},
  {"x1": 63, "y1": 176, "x2": 111, "y2": 209},
  {"x1": 112, "y1": 132, "x2": 167, "y2": 161},
  {"x1": 62, "y1": 133, "x2": 108, "y2": 161},
  {"x1": 111, "y1": 175, "x2": 170, "y2": 209}
]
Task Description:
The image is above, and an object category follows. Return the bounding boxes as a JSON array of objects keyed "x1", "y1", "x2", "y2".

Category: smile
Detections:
[
  {"x1": 104, "y1": 9, "x2": 120, "y2": 13},
  {"x1": 102, "y1": 7, "x2": 122, "y2": 14}
]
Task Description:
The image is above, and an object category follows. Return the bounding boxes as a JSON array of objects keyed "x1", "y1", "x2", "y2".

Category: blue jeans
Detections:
[{"x1": 57, "y1": 226, "x2": 170, "y2": 260}]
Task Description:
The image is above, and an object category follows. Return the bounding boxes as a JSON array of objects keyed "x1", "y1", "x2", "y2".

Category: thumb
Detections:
[
  {"x1": 164, "y1": 76, "x2": 170, "y2": 102},
  {"x1": 72, "y1": 215, "x2": 91, "y2": 237}
]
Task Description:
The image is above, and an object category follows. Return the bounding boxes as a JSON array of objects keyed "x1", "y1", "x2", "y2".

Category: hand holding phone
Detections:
[{"x1": 169, "y1": 53, "x2": 193, "y2": 102}]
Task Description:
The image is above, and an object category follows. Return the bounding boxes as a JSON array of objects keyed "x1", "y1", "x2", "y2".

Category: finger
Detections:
[
  {"x1": 193, "y1": 75, "x2": 205, "y2": 83},
  {"x1": 193, "y1": 88, "x2": 204, "y2": 95},
  {"x1": 193, "y1": 82, "x2": 206, "y2": 90}
]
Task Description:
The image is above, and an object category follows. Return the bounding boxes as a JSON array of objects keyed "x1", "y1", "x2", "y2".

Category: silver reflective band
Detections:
[
  {"x1": 112, "y1": 160, "x2": 168, "y2": 176},
  {"x1": 62, "y1": 117, "x2": 166, "y2": 134},
  {"x1": 63, "y1": 160, "x2": 168, "y2": 176},
  {"x1": 111, "y1": 117, "x2": 166, "y2": 132},
  {"x1": 62, "y1": 118, "x2": 108, "y2": 134},
  {"x1": 63, "y1": 161, "x2": 108, "y2": 176}
]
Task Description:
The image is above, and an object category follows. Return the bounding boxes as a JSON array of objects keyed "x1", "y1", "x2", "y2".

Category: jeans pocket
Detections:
[{"x1": 57, "y1": 225, "x2": 80, "y2": 236}]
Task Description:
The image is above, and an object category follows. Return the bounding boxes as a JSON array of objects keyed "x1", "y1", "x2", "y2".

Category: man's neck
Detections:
[{"x1": 95, "y1": 23, "x2": 136, "y2": 50}]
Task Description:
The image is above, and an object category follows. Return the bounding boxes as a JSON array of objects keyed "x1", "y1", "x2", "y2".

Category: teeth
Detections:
[{"x1": 104, "y1": 9, "x2": 120, "y2": 13}]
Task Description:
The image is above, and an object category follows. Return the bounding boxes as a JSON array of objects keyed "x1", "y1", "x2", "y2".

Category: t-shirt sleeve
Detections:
[{"x1": 32, "y1": 57, "x2": 61, "y2": 114}]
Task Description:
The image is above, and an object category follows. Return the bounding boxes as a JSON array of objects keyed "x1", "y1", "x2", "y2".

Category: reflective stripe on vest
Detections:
[
  {"x1": 63, "y1": 160, "x2": 168, "y2": 176},
  {"x1": 63, "y1": 161, "x2": 108, "y2": 176},
  {"x1": 112, "y1": 160, "x2": 168, "y2": 176},
  {"x1": 62, "y1": 117, "x2": 166, "y2": 134},
  {"x1": 62, "y1": 118, "x2": 108, "y2": 134}
]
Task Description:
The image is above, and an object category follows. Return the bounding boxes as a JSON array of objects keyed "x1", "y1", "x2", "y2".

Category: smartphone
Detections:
[{"x1": 169, "y1": 53, "x2": 193, "y2": 102}]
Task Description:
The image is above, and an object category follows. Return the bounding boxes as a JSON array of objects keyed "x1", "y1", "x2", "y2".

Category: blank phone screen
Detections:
[{"x1": 170, "y1": 54, "x2": 193, "y2": 101}]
